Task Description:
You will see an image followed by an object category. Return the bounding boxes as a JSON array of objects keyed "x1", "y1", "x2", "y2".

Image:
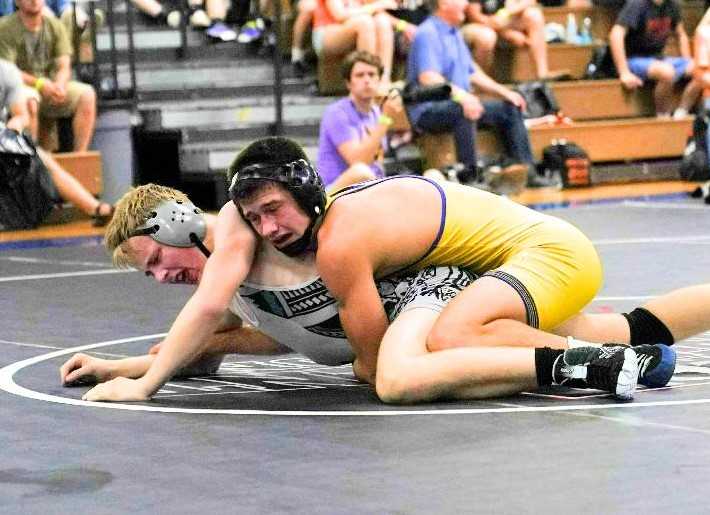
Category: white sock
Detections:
[
  {"x1": 291, "y1": 48, "x2": 304, "y2": 62},
  {"x1": 566, "y1": 336, "x2": 600, "y2": 349}
]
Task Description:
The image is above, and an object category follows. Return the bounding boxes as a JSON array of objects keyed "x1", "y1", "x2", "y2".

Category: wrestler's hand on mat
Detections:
[
  {"x1": 82, "y1": 377, "x2": 151, "y2": 402},
  {"x1": 60, "y1": 353, "x2": 115, "y2": 386}
]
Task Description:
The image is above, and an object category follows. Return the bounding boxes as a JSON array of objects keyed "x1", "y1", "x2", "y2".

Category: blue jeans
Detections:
[{"x1": 412, "y1": 99, "x2": 534, "y2": 168}]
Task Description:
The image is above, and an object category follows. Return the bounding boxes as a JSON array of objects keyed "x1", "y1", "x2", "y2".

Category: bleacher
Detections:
[{"x1": 50, "y1": 0, "x2": 708, "y2": 208}]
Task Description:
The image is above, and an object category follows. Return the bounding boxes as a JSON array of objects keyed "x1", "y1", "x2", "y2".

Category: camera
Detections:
[{"x1": 397, "y1": 82, "x2": 452, "y2": 104}]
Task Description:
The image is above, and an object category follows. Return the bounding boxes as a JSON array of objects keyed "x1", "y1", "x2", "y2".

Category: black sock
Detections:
[
  {"x1": 535, "y1": 347, "x2": 565, "y2": 387},
  {"x1": 622, "y1": 307, "x2": 675, "y2": 347}
]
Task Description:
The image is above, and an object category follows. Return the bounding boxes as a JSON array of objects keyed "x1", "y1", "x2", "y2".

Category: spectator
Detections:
[
  {"x1": 0, "y1": 0, "x2": 105, "y2": 63},
  {"x1": 1, "y1": 58, "x2": 113, "y2": 226},
  {"x1": 609, "y1": 0, "x2": 703, "y2": 118},
  {"x1": 317, "y1": 50, "x2": 404, "y2": 191},
  {"x1": 312, "y1": 0, "x2": 416, "y2": 85},
  {"x1": 406, "y1": 0, "x2": 552, "y2": 188},
  {"x1": 0, "y1": 0, "x2": 97, "y2": 151},
  {"x1": 462, "y1": 0, "x2": 563, "y2": 80}
]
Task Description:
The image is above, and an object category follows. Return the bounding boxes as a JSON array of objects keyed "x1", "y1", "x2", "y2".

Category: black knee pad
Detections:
[{"x1": 622, "y1": 307, "x2": 674, "y2": 347}]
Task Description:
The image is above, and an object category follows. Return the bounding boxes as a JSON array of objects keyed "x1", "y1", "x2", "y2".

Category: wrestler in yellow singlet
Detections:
[{"x1": 328, "y1": 176, "x2": 602, "y2": 331}]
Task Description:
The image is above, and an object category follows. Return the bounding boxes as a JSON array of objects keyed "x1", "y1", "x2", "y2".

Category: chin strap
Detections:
[
  {"x1": 279, "y1": 221, "x2": 317, "y2": 257},
  {"x1": 189, "y1": 233, "x2": 211, "y2": 258}
]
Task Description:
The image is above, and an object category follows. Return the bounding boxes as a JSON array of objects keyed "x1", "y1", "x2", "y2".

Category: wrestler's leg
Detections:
[
  {"x1": 554, "y1": 283, "x2": 710, "y2": 345},
  {"x1": 425, "y1": 275, "x2": 569, "y2": 351},
  {"x1": 376, "y1": 306, "x2": 636, "y2": 403},
  {"x1": 376, "y1": 307, "x2": 539, "y2": 403}
]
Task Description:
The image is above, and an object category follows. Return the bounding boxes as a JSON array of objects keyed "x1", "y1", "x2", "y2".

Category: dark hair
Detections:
[
  {"x1": 341, "y1": 50, "x2": 384, "y2": 82},
  {"x1": 228, "y1": 136, "x2": 308, "y2": 181}
]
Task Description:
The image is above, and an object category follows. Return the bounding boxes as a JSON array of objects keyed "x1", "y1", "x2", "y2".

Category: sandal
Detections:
[{"x1": 92, "y1": 202, "x2": 114, "y2": 227}]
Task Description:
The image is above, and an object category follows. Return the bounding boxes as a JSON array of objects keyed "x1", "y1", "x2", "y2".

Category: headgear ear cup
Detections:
[{"x1": 131, "y1": 200, "x2": 211, "y2": 256}]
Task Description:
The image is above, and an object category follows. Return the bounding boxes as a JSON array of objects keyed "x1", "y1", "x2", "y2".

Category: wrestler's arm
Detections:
[
  {"x1": 81, "y1": 203, "x2": 258, "y2": 402},
  {"x1": 60, "y1": 312, "x2": 289, "y2": 385},
  {"x1": 317, "y1": 229, "x2": 389, "y2": 385}
]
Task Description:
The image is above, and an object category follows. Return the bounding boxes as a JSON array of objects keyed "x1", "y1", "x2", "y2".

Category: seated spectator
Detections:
[
  {"x1": 609, "y1": 0, "x2": 702, "y2": 118},
  {"x1": 312, "y1": 0, "x2": 416, "y2": 85},
  {"x1": 406, "y1": 0, "x2": 552, "y2": 188},
  {"x1": 0, "y1": 0, "x2": 105, "y2": 63},
  {"x1": 1, "y1": 58, "x2": 113, "y2": 226},
  {"x1": 462, "y1": 0, "x2": 562, "y2": 80},
  {"x1": 317, "y1": 50, "x2": 404, "y2": 191},
  {"x1": 0, "y1": 0, "x2": 97, "y2": 151}
]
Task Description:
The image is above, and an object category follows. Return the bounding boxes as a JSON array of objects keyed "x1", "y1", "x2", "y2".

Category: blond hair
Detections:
[{"x1": 104, "y1": 184, "x2": 189, "y2": 268}]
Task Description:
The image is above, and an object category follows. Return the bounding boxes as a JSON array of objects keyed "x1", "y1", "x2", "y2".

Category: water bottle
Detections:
[
  {"x1": 566, "y1": 13, "x2": 579, "y2": 44},
  {"x1": 580, "y1": 17, "x2": 593, "y2": 45}
]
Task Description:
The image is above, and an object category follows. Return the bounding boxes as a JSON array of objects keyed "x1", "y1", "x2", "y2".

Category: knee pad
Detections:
[{"x1": 622, "y1": 307, "x2": 674, "y2": 347}]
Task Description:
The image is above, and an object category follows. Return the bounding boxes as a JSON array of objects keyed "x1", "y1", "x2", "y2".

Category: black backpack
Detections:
[
  {"x1": 0, "y1": 129, "x2": 59, "y2": 230},
  {"x1": 541, "y1": 141, "x2": 591, "y2": 188},
  {"x1": 515, "y1": 81, "x2": 560, "y2": 119},
  {"x1": 680, "y1": 114, "x2": 710, "y2": 182},
  {"x1": 584, "y1": 45, "x2": 618, "y2": 80}
]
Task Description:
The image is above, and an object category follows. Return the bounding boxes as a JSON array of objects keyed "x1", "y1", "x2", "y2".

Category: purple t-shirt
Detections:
[{"x1": 317, "y1": 97, "x2": 386, "y2": 186}]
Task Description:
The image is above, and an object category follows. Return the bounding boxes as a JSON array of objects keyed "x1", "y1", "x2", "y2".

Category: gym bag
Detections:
[
  {"x1": 0, "y1": 128, "x2": 58, "y2": 230},
  {"x1": 541, "y1": 140, "x2": 591, "y2": 188}
]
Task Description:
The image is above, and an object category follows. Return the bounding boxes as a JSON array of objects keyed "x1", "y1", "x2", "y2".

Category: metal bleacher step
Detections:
[
  {"x1": 140, "y1": 94, "x2": 330, "y2": 131},
  {"x1": 180, "y1": 138, "x2": 320, "y2": 175}
]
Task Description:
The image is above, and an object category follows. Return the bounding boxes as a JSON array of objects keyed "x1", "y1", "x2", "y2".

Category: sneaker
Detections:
[
  {"x1": 237, "y1": 18, "x2": 265, "y2": 43},
  {"x1": 634, "y1": 344, "x2": 676, "y2": 388},
  {"x1": 672, "y1": 108, "x2": 689, "y2": 120},
  {"x1": 206, "y1": 21, "x2": 237, "y2": 42},
  {"x1": 483, "y1": 163, "x2": 528, "y2": 195},
  {"x1": 189, "y1": 8, "x2": 211, "y2": 28},
  {"x1": 166, "y1": 9, "x2": 182, "y2": 28},
  {"x1": 554, "y1": 345, "x2": 638, "y2": 401}
]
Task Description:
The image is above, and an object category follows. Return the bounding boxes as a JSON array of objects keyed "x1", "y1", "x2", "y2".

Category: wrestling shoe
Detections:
[
  {"x1": 634, "y1": 344, "x2": 676, "y2": 388},
  {"x1": 553, "y1": 345, "x2": 638, "y2": 401}
]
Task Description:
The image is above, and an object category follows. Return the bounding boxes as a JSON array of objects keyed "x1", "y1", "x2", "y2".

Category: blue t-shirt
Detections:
[
  {"x1": 406, "y1": 15, "x2": 475, "y2": 125},
  {"x1": 317, "y1": 97, "x2": 385, "y2": 186}
]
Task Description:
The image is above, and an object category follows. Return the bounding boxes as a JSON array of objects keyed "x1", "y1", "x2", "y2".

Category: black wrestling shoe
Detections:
[
  {"x1": 634, "y1": 344, "x2": 677, "y2": 388},
  {"x1": 554, "y1": 345, "x2": 638, "y2": 401}
]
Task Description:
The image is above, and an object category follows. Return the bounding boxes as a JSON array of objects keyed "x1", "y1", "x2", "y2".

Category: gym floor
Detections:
[{"x1": 2, "y1": 186, "x2": 710, "y2": 514}]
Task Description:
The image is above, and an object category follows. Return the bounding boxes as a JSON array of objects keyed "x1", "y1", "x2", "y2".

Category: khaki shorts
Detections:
[{"x1": 24, "y1": 80, "x2": 94, "y2": 119}]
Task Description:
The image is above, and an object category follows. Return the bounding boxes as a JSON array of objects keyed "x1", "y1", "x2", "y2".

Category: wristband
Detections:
[
  {"x1": 395, "y1": 19, "x2": 407, "y2": 32},
  {"x1": 451, "y1": 90, "x2": 465, "y2": 104},
  {"x1": 496, "y1": 7, "x2": 510, "y2": 20},
  {"x1": 378, "y1": 114, "x2": 393, "y2": 127},
  {"x1": 34, "y1": 77, "x2": 46, "y2": 91}
]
